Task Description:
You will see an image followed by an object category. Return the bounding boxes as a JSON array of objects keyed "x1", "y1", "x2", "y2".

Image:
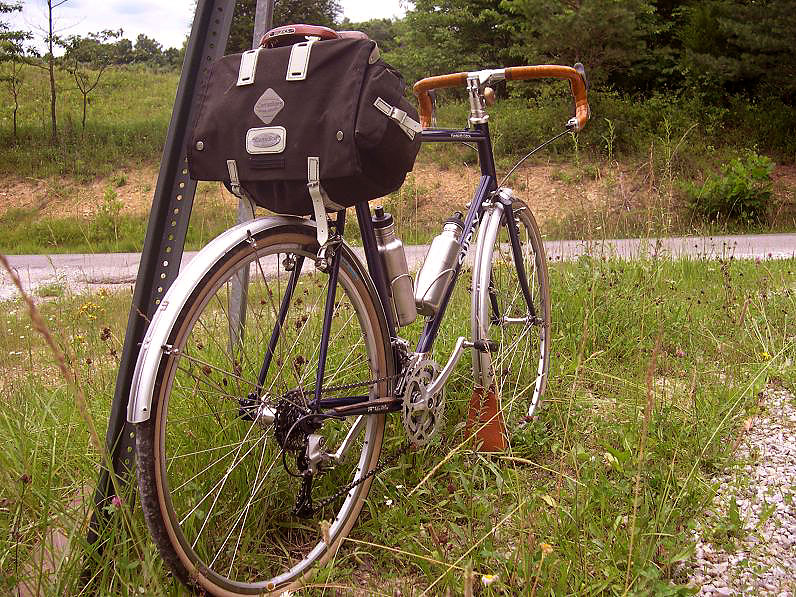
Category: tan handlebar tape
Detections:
[
  {"x1": 505, "y1": 65, "x2": 590, "y2": 131},
  {"x1": 413, "y1": 65, "x2": 590, "y2": 131},
  {"x1": 412, "y1": 72, "x2": 468, "y2": 129}
]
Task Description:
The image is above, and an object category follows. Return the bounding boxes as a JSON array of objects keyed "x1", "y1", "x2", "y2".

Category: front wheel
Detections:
[
  {"x1": 471, "y1": 196, "x2": 551, "y2": 441},
  {"x1": 135, "y1": 220, "x2": 391, "y2": 595}
]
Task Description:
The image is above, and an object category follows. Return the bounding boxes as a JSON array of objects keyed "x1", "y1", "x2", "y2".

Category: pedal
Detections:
[{"x1": 473, "y1": 339, "x2": 498, "y2": 353}]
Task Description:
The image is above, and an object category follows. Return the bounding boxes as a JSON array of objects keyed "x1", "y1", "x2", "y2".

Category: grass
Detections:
[
  {"x1": 0, "y1": 185, "x2": 239, "y2": 255},
  {"x1": 0, "y1": 65, "x2": 177, "y2": 181},
  {"x1": 1, "y1": 250, "x2": 794, "y2": 594}
]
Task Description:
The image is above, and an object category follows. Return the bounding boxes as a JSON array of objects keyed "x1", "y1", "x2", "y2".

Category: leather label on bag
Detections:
[
  {"x1": 253, "y1": 88, "x2": 285, "y2": 124},
  {"x1": 246, "y1": 126, "x2": 286, "y2": 154}
]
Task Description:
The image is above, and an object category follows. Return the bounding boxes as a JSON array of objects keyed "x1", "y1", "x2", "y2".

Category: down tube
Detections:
[{"x1": 415, "y1": 175, "x2": 495, "y2": 354}]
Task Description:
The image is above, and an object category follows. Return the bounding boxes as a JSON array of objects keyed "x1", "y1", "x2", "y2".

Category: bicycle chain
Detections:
[
  {"x1": 313, "y1": 440, "x2": 410, "y2": 514},
  {"x1": 271, "y1": 371, "x2": 411, "y2": 516},
  {"x1": 306, "y1": 373, "x2": 399, "y2": 399}
]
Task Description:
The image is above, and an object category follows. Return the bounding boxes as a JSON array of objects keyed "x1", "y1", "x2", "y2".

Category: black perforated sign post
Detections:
[{"x1": 87, "y1": 0, "x2": 275, "y2": 547}]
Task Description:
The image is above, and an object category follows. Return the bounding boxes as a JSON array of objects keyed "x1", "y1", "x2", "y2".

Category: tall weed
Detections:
[{"x1": 686, "y1": 151, "x2": 775, "y2": 225}]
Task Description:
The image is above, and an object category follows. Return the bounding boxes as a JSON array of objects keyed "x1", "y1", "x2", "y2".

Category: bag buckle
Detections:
[
  {"x1": 307, "y1": 157, "x2": 344, "y2": 257},
  {"x1": 373, "y1": 97, "x2": 422, "y2": 140}
]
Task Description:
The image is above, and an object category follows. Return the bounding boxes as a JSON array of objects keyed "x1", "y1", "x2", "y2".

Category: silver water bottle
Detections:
[
  {"x1": 372, "y1": 207, "x2": 417, "y2": 327},
  {"x1": 414, "y1": 212, "x2": 464, "y2": 317}
]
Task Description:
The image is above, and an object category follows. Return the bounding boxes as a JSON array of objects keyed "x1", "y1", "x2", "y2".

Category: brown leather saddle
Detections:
[{"x1": 261, "y1": 23, "x2": 369, "y2": 48}]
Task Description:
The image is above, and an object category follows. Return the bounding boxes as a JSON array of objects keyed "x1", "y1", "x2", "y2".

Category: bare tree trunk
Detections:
[
  {"x1": 47, "y1": 0, "x2": 58, "y2": 145},
  {"x1": 81, "y1": 93, "x2": 87, "y2": 133},
  {"x1": 10, "y1": 60, "x2": 22, "y2": 142}
]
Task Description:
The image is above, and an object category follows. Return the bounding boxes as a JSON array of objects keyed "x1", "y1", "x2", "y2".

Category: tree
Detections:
[
  {"x1": 62, "y1": 29, "x2": 121, "y2": 132},
  {"x1": 503, "y1": 0, "x2": 657, "y2": 89},
  {"x1": 163, "y1": 46, "x2": 183, "y2": 69},
  {"x1": 42, "y1": 0, "x2": 69, "y2": 145},
  {"x1": 0, "y1": 1, "x2": 33, "y2": 141},
  {"x1": 226, "y1": 0, "x2": 342, "y2": 53},
  {"x1": 387, "y1": 0, "x2": 519, "y2": 84},
  {"x1": 677, "y1": 0, "x2": 796, "y2": 102},
  {"x1": 133, "y1": 33, "x2": 165, "y2": 66},
  {"x1": 112, "y1": 37, "x2": 133, "y2": 64},
  {"x1": 338, "y1": 17, "x2": 400, "y2": 54}
]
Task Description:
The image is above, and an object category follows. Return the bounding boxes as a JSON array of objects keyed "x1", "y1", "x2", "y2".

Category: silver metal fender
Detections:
[
  {"x1": 470, "y1": 201, "x2": 504, "y2": 388},
  {"x1": 127, "y1": 215, "x2": 379, "y2": 424}
]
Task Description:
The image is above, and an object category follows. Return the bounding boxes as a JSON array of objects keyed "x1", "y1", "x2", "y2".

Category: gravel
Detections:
[{"x1": 681, "y1": 387, "x2": 796, "y2": 596}]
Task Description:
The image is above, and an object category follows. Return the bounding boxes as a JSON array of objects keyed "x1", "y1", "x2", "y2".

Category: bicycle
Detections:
[{"x1": 127, "y1": 28, "x2": 590, "y2": 594}]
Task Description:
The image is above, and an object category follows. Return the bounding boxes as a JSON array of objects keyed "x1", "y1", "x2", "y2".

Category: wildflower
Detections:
[
  {"x1": 111, "y1": 495, "x2": 123, "y2": 508},
  {"x1": 481, "y1": 574, "x2": 498, "y2": 587},
  {"x1": 385, "y1": 498, "x2": 394, "y2": 506},
  {"x1": 676, "y1": 348, "x2": 685, "y2": 358},
  {"x1": 540, "y1": 543, "x2": 553, "y2": 555},
  {"x1": 761, "y1": 351, "x2": 771, "y2": 360}
]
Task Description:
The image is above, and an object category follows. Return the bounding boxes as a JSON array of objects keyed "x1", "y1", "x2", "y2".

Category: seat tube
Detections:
[
  {"x1": 312, "y1": 210, "x2": 346, "y2": 410},
  {"x1": 355, "y1": 202, "x2": 396, "y2": 334}
]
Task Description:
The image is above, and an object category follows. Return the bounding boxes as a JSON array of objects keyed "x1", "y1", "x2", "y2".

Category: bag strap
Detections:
[
  {"x1": 286, "y1": 39, "x2": 318, "y2": 81},
  {"x1": 237, "y1": 49, "x2": 260, "y2": 87},
  {"x1": 227, "y1": 159, "x2": 243, "y2": 197},
  {"x1": 307, "y1": 157, "x2": 344, "y2": 247},
  {"x1": 373, "y1": 97, "x2": 422, "y2": 140},
  {"x1": 226, "y1": 159, "x2": 256, "y2": 217}
]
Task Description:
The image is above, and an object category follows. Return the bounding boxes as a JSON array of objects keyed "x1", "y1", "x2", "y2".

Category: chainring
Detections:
[{"x1": 401, "y1": 358, "x2": 443, "y2": 446}]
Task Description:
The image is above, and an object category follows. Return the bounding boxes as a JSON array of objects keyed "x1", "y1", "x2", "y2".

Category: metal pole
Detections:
[
  {"x1": 228, "y1": 0, "x2": 275, "y2": 355},
  {"x1": 87, "y1": 0, "x2": 237, "y2": 547}
]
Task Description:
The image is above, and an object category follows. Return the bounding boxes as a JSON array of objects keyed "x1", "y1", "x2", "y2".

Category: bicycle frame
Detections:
[{"x1": 307, "y1": 120, "x2": 537, "y2": 416}]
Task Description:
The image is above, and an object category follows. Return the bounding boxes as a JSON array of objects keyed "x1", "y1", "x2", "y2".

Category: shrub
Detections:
[{"x1": 686, "y1": 151, "x2": 774, "y2": 225}]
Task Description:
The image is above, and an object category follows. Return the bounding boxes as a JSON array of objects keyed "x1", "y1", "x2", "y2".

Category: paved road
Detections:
[{"x1": 2, "y1": 233, "x2": 796, "y2": 301}]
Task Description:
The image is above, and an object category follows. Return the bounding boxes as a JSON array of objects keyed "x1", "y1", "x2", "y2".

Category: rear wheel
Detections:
[
  {"x1": 135, "y1": 223, "x2": 390, "y2": 595},
  {"x1": 472, "y1": 197, "x2": 551, "y2": 439}
]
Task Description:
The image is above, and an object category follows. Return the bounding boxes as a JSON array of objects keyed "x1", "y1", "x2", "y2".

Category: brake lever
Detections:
[{"x1": 574, "y1": 62, "x2": 589, "y2": 91}]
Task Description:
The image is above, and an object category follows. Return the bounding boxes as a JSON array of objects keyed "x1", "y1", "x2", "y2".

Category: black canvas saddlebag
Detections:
[{"x1": 187, "y1": 37, "x2": 422, "y2": 216}]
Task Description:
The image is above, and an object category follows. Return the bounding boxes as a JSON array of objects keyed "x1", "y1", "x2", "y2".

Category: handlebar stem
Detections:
[
  {"x1": 467, "y1": 76, "x2": 489, "y2": 125},
  {"x1": 469, "y1": 68, "x2": 506, "y2": 86}
]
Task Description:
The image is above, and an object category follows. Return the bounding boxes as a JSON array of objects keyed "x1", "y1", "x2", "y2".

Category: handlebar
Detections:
[{"x1": 412, "y1": 64, "x2": 590, "y2": 131}]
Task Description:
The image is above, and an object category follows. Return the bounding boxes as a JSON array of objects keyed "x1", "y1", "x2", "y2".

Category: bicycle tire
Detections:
[
  {"x1": 135, "y1": 219, "x2": 391, "y2": 595},
  {"x1": 471, "y1": 197, "x2": 551, "y2": 438}
]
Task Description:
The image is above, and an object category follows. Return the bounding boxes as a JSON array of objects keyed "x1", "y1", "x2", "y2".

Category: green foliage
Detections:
[
  {"x1": 687, "y1": 152, "x2": 775, "y2": 225},
  {"x1": 61, "y1": 29, "x2": 122, "y2": 130},
  {"x1": 227, "y1": 0, "x2": 342, "y2": 53},
  {"x1": 398, "y1": 0, "x2": 796, "y2": 102},
  {"x1": 93, "y1": 184, "x2": 124, "y2": 243},
  {"x1": 678, "y1": 0, "x2": 796, "y2": 102},
  {"x1": 338, "y1": 17, "x2": 400, "y2": 53},
  {"x1": 0, "y1": 64, "x2": 177, "y2": 179},
  {"x1": 503, "y1": 0, "x2": 657, "y2": 89},
  {"x1": 384, "y1": 0, "x2": 518, "y2": 84}
]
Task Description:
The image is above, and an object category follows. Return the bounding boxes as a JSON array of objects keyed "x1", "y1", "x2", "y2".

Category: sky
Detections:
[{"x1": 8, "y1": 0, "x2": 408, "y2": 52}]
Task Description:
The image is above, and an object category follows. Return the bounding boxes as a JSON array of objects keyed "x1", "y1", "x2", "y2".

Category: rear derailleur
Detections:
[{"x1": 270, "y1": 395, "x2": 336, "y2": 518}]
